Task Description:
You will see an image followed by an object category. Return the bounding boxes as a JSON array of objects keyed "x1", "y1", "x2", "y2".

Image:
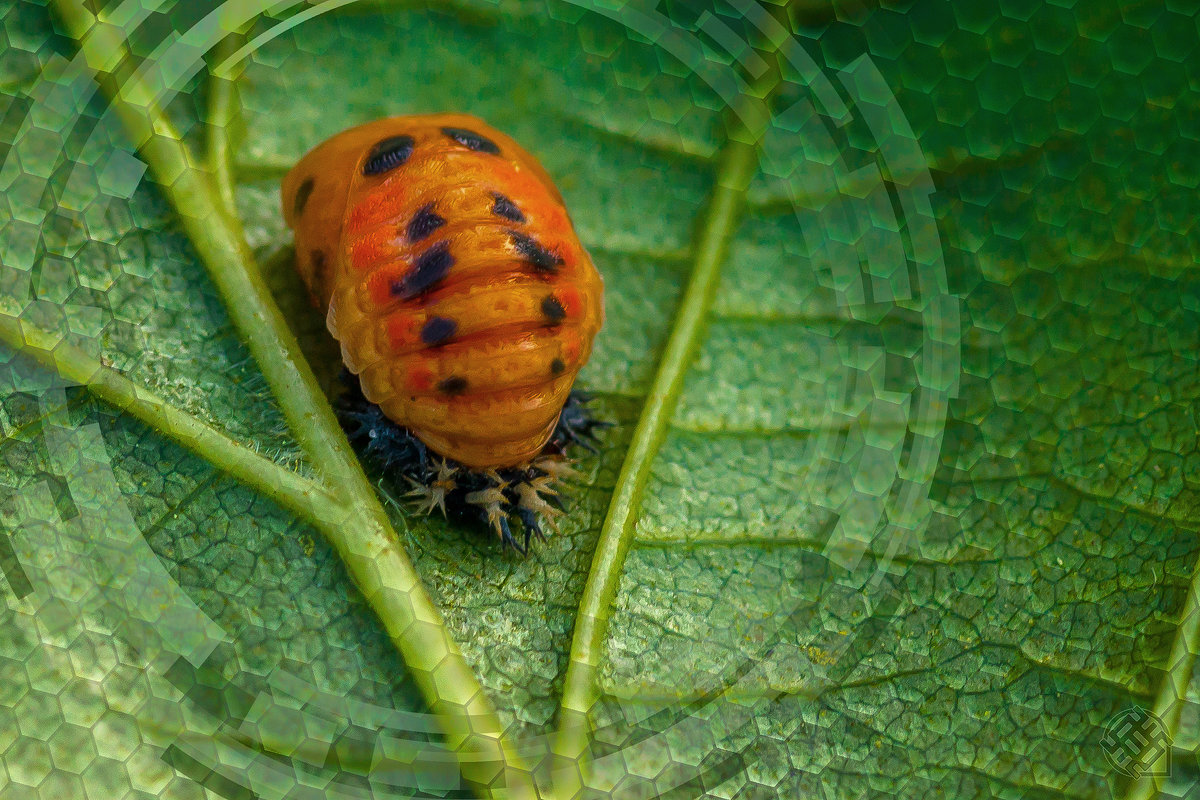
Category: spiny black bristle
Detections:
[
  {"x1": 336, "y1": 376, "x2": 428, "y2": 472},
  {"x1": 545, "y1": 391, "x2": 612, "y2": 455},
  {"x1": 517, "y1": 507, "x2": 547, "y2": 548},
  {"x1": 498, "y1": 515, "x2": 522, "y2": 554},
  {"x1": 334, "y1": 369, "x2": 603, "y2": 553}
]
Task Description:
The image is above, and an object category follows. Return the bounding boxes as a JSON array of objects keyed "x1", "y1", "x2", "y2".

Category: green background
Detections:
[{"x1": 1, "y1": 0, "x2": 1198, "y2": 797}]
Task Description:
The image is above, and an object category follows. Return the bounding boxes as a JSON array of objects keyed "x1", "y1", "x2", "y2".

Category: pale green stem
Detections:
[
  {"x1": 547, "y1": 6, "x2": 787, "y2": 787},
  {"x1": 1125, "y1": 556, "x2": 1200, "y2": 800},
  {"x1": 207, "y1": 32, "x2": 245, "y2": 213},
  {"x1": 549, "y1": 117, "x2": 767, "y2": 799},
  {"x1": 0, "y1": 314, "x2": 342, "y2": 520},
  {"x1": 49, "y1": 1, "x2": 537, "y2": 795}
]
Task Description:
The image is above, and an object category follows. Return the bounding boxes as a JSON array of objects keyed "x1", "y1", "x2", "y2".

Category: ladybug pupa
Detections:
[{"x1": 281, "y1": 114, "x2": 605, "y2": 551}]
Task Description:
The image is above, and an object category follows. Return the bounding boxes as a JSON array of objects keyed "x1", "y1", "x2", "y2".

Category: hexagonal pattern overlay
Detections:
[{"x1": 2, "y1": 0, "x2": 1200, "y2": 799}]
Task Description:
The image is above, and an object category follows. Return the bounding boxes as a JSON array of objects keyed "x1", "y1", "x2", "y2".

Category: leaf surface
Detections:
[{"x1": 1, "y1": 1, "x2": 1199, "y2": 798}]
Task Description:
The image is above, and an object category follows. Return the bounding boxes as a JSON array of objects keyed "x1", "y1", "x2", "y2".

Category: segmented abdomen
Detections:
[{"x1": 282, "y1": 114, "x2": 603, "y2": 468}]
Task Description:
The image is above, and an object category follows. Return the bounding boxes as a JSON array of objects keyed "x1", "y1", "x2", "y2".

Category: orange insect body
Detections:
[{"x1": 282, "y1": 114, "x2": 604, "y2": 469}]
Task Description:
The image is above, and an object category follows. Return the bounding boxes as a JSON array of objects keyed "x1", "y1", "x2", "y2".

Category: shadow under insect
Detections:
[{"x1": 336, "y1": 371, "x2": 607, "y2": 553}]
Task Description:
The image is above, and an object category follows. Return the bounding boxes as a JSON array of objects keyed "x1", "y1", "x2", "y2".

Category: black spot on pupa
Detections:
[
  {"x1": 442, "y1": 127, "x2": 500, "y2": 155},
  {"x1": 363, "y1": 135, "x2": 415, "y2": 176},
  {"x1": 550, "y1": 358, "x2": 566, "y2": 375},
  {"x1": 491, "y1": 193, "x2": 525, "y2": 223},
  {"x1": 310, "y1": 249, "x2": 328, "y2": 283},
  {"x1": 510, "y1": 230, "x2": 563, "y2": 273},
  {"x1": 420, "y1": 316, "x2": 457, "y2": 345},
  {"x1": 541, "y1": 295, "x2": 566, "y2": 323},
  {"x1": 438, "y1": 375, "x2": 469, "y2": 395},
  {"x1": 391, "y1": 242, "x2": 454, "y2": 299},
  {"x1": 293, "y1": 177, "x2": 315, "y2": 218},
  {"x1": 406, "y1": 203, "x2": 446, "y2": 243}
]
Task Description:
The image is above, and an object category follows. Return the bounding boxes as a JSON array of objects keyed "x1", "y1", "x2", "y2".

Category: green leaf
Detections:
[
  {"x1": 3, "y1": 1, "x2": 1200, "y2": 799},
  {"x1": 231, "y1": 1, "x2": 732, "y2": 748}
]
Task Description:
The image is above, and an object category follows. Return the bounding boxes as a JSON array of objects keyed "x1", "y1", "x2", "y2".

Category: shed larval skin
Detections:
[{"x1": 282, "y1": 114, "x2": 604, "y2": 469}]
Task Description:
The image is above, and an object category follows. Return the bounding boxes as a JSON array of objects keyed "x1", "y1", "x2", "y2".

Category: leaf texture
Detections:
[{"x1": 1, "y1": 1, "x2": 1199, "y2": 798}]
